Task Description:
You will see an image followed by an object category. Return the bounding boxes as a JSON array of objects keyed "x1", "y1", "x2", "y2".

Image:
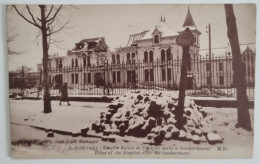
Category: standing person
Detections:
[{"x1": 59, "y1": 83, "x2": 70, "y2": 106}]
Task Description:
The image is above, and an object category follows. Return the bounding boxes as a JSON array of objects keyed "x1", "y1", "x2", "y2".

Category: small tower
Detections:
[{"x1": 180, "y1": 7, "x2": 201, "y2": 48}]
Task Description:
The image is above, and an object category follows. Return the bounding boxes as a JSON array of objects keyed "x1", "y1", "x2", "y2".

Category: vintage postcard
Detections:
[{"x1": 7, "y1": 4, "x2": 255, "y2": 158}]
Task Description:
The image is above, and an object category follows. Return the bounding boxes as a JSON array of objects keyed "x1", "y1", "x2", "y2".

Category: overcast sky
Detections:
[{"x1": 7, "y1": 4, "x2": 256, "y2": 71}]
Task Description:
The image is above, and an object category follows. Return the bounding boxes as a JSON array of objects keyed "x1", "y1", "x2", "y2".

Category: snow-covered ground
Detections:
[{"x1": 9, "y1": 99, "x2": 254, "y2": 158}]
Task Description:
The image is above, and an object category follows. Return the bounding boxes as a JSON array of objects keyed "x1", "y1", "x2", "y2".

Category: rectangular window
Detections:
[
  {"x1": 88, "y1": 73, "x2": 91, "y2": 83},
  {"x1": 87, "y1": 57, "x2": 91, "y2": 66},
  {"x1": 71, "y1": 59, "x2": 74, "y2": 68},
  {"x1": 162, "y1": 68, "x2": 166, "y2": 81},
  {"x1": 219, "y1": 62, "x2": 223, "y2": 71},
  {"x1": 117, "y1": 71, "x2": 121, "y2": 83},
  {"x1": 150, "y1": 69, "x2": 154, "y2": 81},
  {"x1": 145, "y1": 69, "x2": 149, "y2": 81},
  {"x1": 75, "y1": 59, "x2": 78, "y2": 67},
  {"x1": 131, "y1": 70, "x2": 136, "y2": 83},
  {"x1": 167, "y1": 68, "x2": 171, "y2": 81},
  {"x1": 207, "y1": 76, "x2": 211, "y2": 85},
  {"x1": 75, "y1": 74, "x2": 78, "y2": 84},
  {"x1": 84, "y1": 73, "x2": 86, "y2": 83},
  {"x1": 206, "y1": 63, "x2": 210, "y2": 72},
  {"x1": 83, "y1": 57, "x2": 86, "y2": 67},
  {"x1": 49, "y1": 75, "x2": 52, "y2": 84},
  {"x1": 112, "y1": 71, "x2": 116, "y2": 83},
  {"x1": 219, "y1": 76, "x2": 224, "y2": 85},
  {"x1": 71, "y1": 74, "x2": 74, "y2": 84},
  {"x1": 154, "y1": 35, "x2": 159, "y2": 44},
  {"x1": 127, "y1": 71, "x2": 132, "y2": 82}
]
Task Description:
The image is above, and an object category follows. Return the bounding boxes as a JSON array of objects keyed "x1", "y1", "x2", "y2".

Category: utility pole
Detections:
[{"x1": 206, "y1": 24, "x2": 212, "y2": 91}]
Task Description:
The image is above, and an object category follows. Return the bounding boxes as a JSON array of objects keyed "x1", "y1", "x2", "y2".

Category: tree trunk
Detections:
[
  {"x1": 224, "y1": 4, "x2": 251, "y2": 130},
  {"x1": 40, "y1": 5, "x2": 52, "y2": 113}
]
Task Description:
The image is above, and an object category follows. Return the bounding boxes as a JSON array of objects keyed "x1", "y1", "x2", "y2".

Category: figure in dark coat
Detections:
[{"x1": 59, "y1": 83, "x2": 70, "y2": 106}]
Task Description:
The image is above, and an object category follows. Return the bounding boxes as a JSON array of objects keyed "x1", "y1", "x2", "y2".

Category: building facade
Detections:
[
  {"x1": 107, "y1": 8, "x2": 201, "y2": 89},
  {"x1": 42, "y1": 37, "x2": 109, "y2": 89},
  {"x1": 37, "y1": 8, "x2": 255, "y2": 94}
]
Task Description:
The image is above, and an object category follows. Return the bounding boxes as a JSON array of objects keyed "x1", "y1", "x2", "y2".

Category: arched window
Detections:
[
  {"x1": 161, "y1": 49, "x2": 165, "y2": 62},
  {"x1": 71, "y1": 58, "x2": 74, "y2": 67},
  {"x1": 127, "y1": 53, "x2": 131, "y2": 63},
  {"x1": 112, "y1": 54, "x2": 116, "y2": 64},
  {"x1": 149, "y1": 51, "x2": 153, "y2": 62},
  {"x1": 144, "y1": 51, "x2": 148, "y2": 63},
  {"x1": 167, "y1": 48, "x2": 171, "y2": 61},
  {"x1": 116, "y1": 54, "x2": 120, "y2": 64}
]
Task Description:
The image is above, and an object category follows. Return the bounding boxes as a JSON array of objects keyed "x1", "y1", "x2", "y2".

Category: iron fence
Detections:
[{"x1": 9, "y1": 53, "x2": 255, "y2": 99}]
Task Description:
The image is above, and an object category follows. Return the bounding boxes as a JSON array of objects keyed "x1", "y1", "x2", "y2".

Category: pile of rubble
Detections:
[{"x1": 91, "y1": 90, "x2": 223, "y2": 145}]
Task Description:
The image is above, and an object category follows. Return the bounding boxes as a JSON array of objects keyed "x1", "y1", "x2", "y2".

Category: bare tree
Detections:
[
  {"x1": 6, "y1": 12, "x2": 23, "y2": 55},
  {"x1": 7, "y1": 30, "x2": 20, "y2": 55},
  {"x1": 12, "y1": 5, "x2": 68, "y2": 113},
  {"x1": 15, "y1": 65, "x2": 32, "y2": 73},
  {"x1": 224, "y1": 4, "x2": 252, "y2": 131}
]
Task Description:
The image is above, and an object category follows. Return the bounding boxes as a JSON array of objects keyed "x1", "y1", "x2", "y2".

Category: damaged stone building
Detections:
[{"x1": 39, "y1": 8, "x2": 255, "y2": 93}]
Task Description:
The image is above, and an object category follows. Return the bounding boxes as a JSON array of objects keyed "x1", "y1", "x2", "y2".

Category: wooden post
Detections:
[
  {"x1": 176, "y1": 46, "x2": 189, "y2": 128},
  {"x1": 176, "y1": 28, "x2": 196, "y2": 128}
]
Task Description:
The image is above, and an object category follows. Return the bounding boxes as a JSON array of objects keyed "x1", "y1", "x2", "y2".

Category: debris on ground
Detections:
[{"x1": 93, "y1": 91, "x2": 222, "y2": 145}]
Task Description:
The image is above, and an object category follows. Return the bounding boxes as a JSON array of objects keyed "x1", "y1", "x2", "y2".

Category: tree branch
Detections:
[
  {"x1": 46, "y1": 5, "x2": 53, "y2": 19},
  {"x1": 47, "y1": 20, "x2": 69, "y2": 36},
  {"x1": 25, "y1": 5, "x2": 41, "y2": 28},
  {"x1": 50, "y1": 41, "x2": 66, "y2": 49},
  {"x1": 46, "y1": 5, "x2": 62, "y2": 23},
  {"x1": 12, "y1": 5, "x2": 41, "y2": 29}
]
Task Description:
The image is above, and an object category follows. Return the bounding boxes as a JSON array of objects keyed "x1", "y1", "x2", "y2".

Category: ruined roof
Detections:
[
  {"x1": 140, "y1": 20, "x2": 178, "y2": 40},
  {"x1": 78, "y1": 37, "x2": 104, "y2": 44},
  {"x1": 127, "y1": 20, "x2": 178, "y2": 45},
  {"x1": 70, "y1": 37, "x2": 108, "y2": 53}
]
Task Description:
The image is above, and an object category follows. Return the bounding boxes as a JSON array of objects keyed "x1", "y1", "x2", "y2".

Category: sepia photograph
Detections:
[{"x1": 6, "y1": 3, "x2": 256, "y2": 159}]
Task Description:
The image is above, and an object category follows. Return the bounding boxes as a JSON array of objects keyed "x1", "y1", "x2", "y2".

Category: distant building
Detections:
[
  {"x1": 37, "y1": 7, "x2": 255, "y2": 92},
  {"x1": 108, "y1": 8, "x2": 201, "y2": 88},
  {"x1": 38, "y1": 37, "x2": 109, "y2": 88},
  {"x1": 198, "y1": 44, "x2": 255, "y2": 88}
]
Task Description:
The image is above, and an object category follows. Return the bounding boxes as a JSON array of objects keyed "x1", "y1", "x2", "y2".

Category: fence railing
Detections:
[{"x1": 9, "y1": 53, "x2": 255, "y2": 99}]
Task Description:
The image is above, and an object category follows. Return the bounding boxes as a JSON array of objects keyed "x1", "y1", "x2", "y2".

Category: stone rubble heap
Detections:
[{"x1": 91, "y1": 90, "x2": 223, "y2": 145}]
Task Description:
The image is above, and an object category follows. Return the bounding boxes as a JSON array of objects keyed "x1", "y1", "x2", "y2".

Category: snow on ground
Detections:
[
  {"x1": 10, "y1": 100, "x2": 109, "y2": 133},
  {"x1": 9, "y1": 99, "x2": 254, "y2": 158}
]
